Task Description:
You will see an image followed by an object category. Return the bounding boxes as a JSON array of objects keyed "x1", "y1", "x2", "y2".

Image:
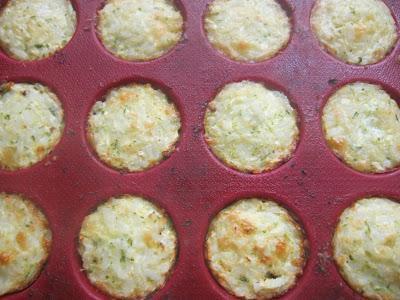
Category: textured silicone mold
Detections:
[{"x1": 0, "y1": 0, "x2": 399, "y2": 299}]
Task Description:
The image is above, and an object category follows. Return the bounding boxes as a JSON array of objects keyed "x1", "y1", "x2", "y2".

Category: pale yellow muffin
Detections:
[
  {"x1": 205, "y1": 81, "x2": 299, "y2": 173},
  {"x1": 0, "y1": 0, "x2": 76, "y2": 60},
  {"x1": 97, "y1": 0, "x2": 183, "y2": 61},
  {"x1": 333, "y1": 197, "x2": 400, "y2": 300},
  {"x1": 0, "y1": 82, "x2": 64, "y2": 171},
  {"x1": 79, "y1": 195, "x2": 177, "y2": 299},
  {"x1": 311, "y1": 0, "x2": 398, "y2": 65},
  {"x1": 322, "y1": 82, "x2": 400, "y2": 173},
  {"x1": 206, "y1": 198, "x2": 306, "y2": 299},
  {"x1": 88, "y1": 83, "x2": 181, "y2": 172},
  {"x1": 205, "y1": 0, "x2": 291, "y2": 62},
  {"x1": 0, "y1": 193, "x2": 52, "y2": 296}
]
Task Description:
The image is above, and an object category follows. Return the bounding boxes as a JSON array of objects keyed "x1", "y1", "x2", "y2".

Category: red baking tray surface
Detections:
[{"x1": 0, "y1": 0, "x2": 399, "y2": 299}]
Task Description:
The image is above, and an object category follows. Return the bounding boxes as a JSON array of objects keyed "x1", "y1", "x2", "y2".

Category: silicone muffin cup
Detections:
[{"x1": 0, "y1": 0, "x2": 399, "y2": 299}]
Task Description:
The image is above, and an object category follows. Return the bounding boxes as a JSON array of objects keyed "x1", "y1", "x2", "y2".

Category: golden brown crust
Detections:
[
  {"x1": 0, "y1": 193, "x2": 52, "y2": 296},
  {"x1": 205, "y1": 199, "x2": 307, "y2": 299},
  {"x1": 0, "y1": 252, "x2": 12, "y2": 265},
  {"x1": 87, "y1": 84, "x2": 180, "y2": 172}
]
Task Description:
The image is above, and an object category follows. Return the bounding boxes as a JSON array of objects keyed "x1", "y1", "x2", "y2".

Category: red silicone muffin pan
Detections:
[{"x1": 0, "y1": 0, "x2": 400, "y2": 299}]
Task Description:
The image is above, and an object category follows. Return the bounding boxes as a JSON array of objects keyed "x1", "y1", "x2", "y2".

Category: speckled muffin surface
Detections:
[
  {"x1": 0, "y1": 82, "x2": 64, "y2": 171},
  {"x1": 0, "y1": 0, "x2": 76, "y2": 60},
  {"x1": 0, "y1": 193, "x2": 52, "y2": 296},
  {"x1": 333, "y1": 197, "x2": 400, "y2": 300},
  {"x1": 88, "y1": 83, "x2": 181, "y2": 172},
  {"x1": 79, "y1": 195, "x2": 177, "y2": 299},
  {"x1": 205, "y1": 0, "x2": 291, "y2": 62},
  {"x1": 311, "y1": 0, "x2": 398, "y2": 65},
  {"x1": 206, "y1": 198, "x2": 306, "y2": 299},
  {"x1": 205, "y1": 81, "x2": 299, "y2": 173},
  {"x1": 97, "y1": 0, "x2": 183, "y2": 61},
  {"x1": 322, "y1": 82, "x2": 400, "y2": 173}
]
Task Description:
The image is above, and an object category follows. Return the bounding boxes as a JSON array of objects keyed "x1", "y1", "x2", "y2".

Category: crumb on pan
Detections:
[
  {"x1": 333, "y1": 197, "x2": 400, "y2": 300},
  {"x1": 79, "y1": 195, "x2": 177, "y2": 299},
  {"x1": 206, "y1": 198, "x2": 306, "y2": 299},
  {"x1": 0, "y1": 193, "x2": 52, "y2": 296},
  {"x1": 0, "y1": 0, "x2": 76, "y2": 61},
  {"x1": 205, "y1": 80, "x2": 299, "y2": 173},
  {"x1": 311, "y1": 0, "x2": 398, "y2": 65},
  {"x1": 322, "y1": 82, "x2": 400, "y2": 173}
]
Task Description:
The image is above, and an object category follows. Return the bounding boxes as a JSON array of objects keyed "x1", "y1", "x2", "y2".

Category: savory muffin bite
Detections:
[
  {"x1": 333, "y1": 197, "x2": 400, "y2": 300},
  {"x1": 311, "y1": 0, "x2": 398, "y2": 65},
  {"x1": 205, "y1": 80, "x2": 299, "y2": 173},
  {"x1": 79, "y1": 195, "x2": 177, "y2": 299},
  {"x1": 0, "y1": 82, "x2": 64, "y2": 171},
  {"x1": 206, "y1": 198, "x2": 306, "y2": 299},
  {"x1": 88, "y1": 83, "x2": 181, "y2": 172},
  {"x1": 204, "y1": 0, "x2": 291, "y2": 62},
  {"x1": 0, "y1": 0, "x2": 76, "y2": 61},
  {"x1": 0, "y1": 193, "x2": 52, "y2": 296},
  {"x1": 322, "y1": 82, "x2": 400, "y2": 173},
  {"x1": 97, "y1": 0, "x2": 183, "y2": 61}
]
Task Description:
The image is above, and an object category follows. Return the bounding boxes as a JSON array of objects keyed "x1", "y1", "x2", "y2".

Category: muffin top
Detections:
[
  {"x1": 205, "y1": 80, "x2": 299, "y2": 173},
  {"x1": 311, "y1": 0, "x2": 398, "y2": 65},
  {"x1": 322, "y1": 82, "x2": 400, "y2": 173},
  {"x1": 88, "y1": 83, "x2": 181, "y2": 172},
  {"x1": 79, "y1": 195, "x2": 177, "y2": 299},
  {"x1": 0, "y1": 0, "x2": 76, "y2": 60},
  {"x1": 0, "y1": 193, "x2": 52, "y2": 296},
  {"x1": 333, "y1": 197, "x2": 400, "y2": 299},
  {"x1": 205, "y1": 0, "x2": 291, "y2": 62},
  {"x1": 206, "y1": 198, "x2": 306, "y2": 299},
  {"x1": 0, "y1": 82, "x2": 64, "y2": 171},
  {"x1": 97, "y1": 0, "x2": 183, "y2": 61}
]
